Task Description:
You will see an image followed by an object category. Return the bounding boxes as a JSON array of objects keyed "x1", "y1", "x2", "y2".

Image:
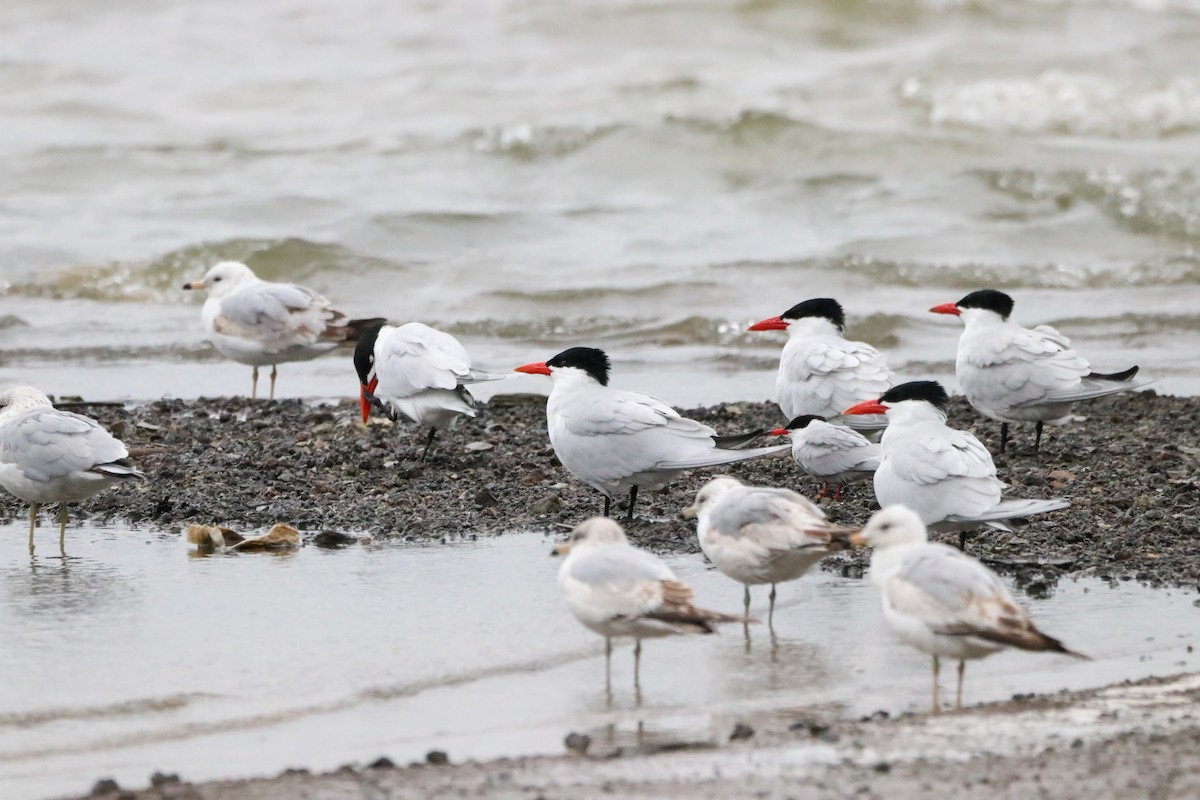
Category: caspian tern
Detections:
[
  {"x1": 354, "y1": 321, "x2": 506, "y2": 461},
  {"x1": 0, "y1": 386, "x2": 144, "y2": 555},
  {"x1": 682, "y1": 476, "x2": 852, "y2": 626},
  {"x1": 843, "y1": 381, "x2": 1068, "y2": 548},
  {"x1": 514, "y1": 347, "x2": 789, "y2": 520},
  {"x1": 930, "y1": 289, "x2": 1152, "y2": 453},
  {"x1": 183, "y1": 261, "x2": 384, "y2": 400},
  {"x1": 748, "y1": 298, "x2": 893, "y2": 433},
  {"x1": 851, "y1": 505, "x2": 1087, "y2": 713},
  {"x1": 767, "y1": 415, "x2": 880, "y2": 499},
  {"x1": 552, "y1": 517, "x2": 747, "y2": 693}
]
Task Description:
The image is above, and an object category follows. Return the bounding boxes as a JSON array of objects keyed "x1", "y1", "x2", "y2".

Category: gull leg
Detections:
[
  {"x1": 999, "y1": 422, "x2": 1008, "y2": 454},
  {"x1": 956, "y1": 660, "x2": 966, "y2": 710},
  {"x1": 420, "y1": 428, "x2": 438, "y2": 462},
  {"x1": 633, "y1": 639, "x2": 643, "y2": 702},
  {"x1": 251, "y1": 367, "x2": 259, "y2": 400},
  {"x1": 605, "y1": 637, "x2": 613, "y2": 704},
  {"x1": 1035, "y1": 421, "x2": 1044, "y2": 453},
  {"x1": 58, "y1": 505, "x2": 68, "y2": 556},
  {"x1": 269, "y1": 365, "x2": 278, "y2": 401},
  {"x1": 931, "y1": 656, "x2": 941, "y2": 715},
  {"x1": 28, "y1": 503, "x2": 38, "y2": 555},
  {"x1": 768, "y1": 584, "x2": 777, "y2": 630},
  {"x1": 623, "y1": 486, "x2": 638, "y2": 522},
  {"x1": 603, "y1": 495, "x2": 611, "y2": 517}
]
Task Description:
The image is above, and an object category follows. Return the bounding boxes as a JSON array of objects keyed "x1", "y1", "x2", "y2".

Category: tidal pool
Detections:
[{"x1": 0, "y1": 525, "x2": 1196, "y2": 800}]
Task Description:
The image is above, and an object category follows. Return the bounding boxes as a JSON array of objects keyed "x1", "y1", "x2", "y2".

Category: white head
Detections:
[
  {"x1": 681, "y1": 475, "x2": 743, "y2": 520},
  {"x1": 552, "y1": 516, "x2": 628, "y2": 556},
  {"x1": 843, "y1": 381, "x2": 950, "y2": 426},
  {"x1": 851, "y1": 505, "x2": 928, "y2": 550},
  {"x1": 0, "y1": 385, "x2": 54, "y2": 420},
  {"x1": 748, "y1": 298, "x2": 847, "y2": 339},
  {"x1": 182, "y1": 261, "x2": 258, "y2": 298}
]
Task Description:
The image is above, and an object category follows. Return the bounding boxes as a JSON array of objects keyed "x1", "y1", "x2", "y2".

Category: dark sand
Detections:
[{"x1": 6, "y1": 390, "x2": 1198, "y2": 589}]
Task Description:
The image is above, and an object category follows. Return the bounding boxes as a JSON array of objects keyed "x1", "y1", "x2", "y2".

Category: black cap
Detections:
[
  {"x1": 780, "y1": 298, "x2": 846, "y2": 331},
  {"x1": 879, "y1": 381, "x2": 949, "y2": 411},
  {"x1": 353, "y1": 322, "x2": 385, "y2": 384},
  {"x1": 956, "y1": 289, "x2": 1014, "y2": 320},
  {"x1": 783, "y1": 415, "x2": 825, "y2": 430},
  {"x1": 547, "y1": 347, "x2": 611, "y2": 386}
]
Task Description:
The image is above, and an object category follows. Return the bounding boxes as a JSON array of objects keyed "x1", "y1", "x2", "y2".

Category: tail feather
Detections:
[
  {"x1": 1087, "y1": 365, "x2": 1138, "y2": 382},
  {"x1": 711, "y1": 429, "x2": 765, "y2": 449},
  {"x1": 656, "y1": 443, "x2": 790, "y2": 471},
  {"x1": 93, "y1": 459, "x2": 145, "y2": 481},
  {"x1": 460, "y1": 368, "x2": 511, "y2": 385},
  {"x1": 972, "y1": 626, "x2": 1090, "y2": 660},
  {"x1": 644, "y1": 606, "x2": 755, "y2": 633},
  {"x1": 1030, "y1": 376, "x2": 1156, "y2": 406},
  {"x1": 322, "y1": 316, "x2": 388, "y2": 344},
  {"x1": 945, "y1": 497, "x2": 1069, "y2": 525},
  {"x1": 835, "y1": 414, "x2": 888, "y2": 433}
]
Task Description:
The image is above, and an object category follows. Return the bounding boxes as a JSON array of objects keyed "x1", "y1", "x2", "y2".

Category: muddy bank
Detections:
[
  {"x1": 79, "y1": 672, "x2": 1200, "y2": 800},
  {"x1": 2, "y1": 391, "x2": 1197, "y2": 588}
]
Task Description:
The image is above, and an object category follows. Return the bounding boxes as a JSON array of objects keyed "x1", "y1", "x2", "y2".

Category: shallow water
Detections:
[
  {"x1": 2, "y1": 0, "x2": 1200, "y2": 405},
  {"x1": 0, "y1": 525, "x2": 1195, "y2": 800}
]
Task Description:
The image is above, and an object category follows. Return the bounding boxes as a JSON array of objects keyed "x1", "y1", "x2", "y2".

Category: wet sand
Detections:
[
  {"x1": 80, "y1": 672, "x2": 1200, "y2": 800},
  {"x1": 4, "y1": 390, "x2": 1197, "y2": 589}
]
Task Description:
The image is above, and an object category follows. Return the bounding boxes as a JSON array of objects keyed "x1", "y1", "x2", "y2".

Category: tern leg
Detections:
[
  {"x1": 1035, "y1": 421, "x2": 1044, "y2": 453},
  {"x1": 623, "y1": 486, "x2": 638, "y2": 522},
  {"x1": 57, "y1": 505, "x2": 68, "y2": 555},
  {"x1": 28, "y1": 503, "x2": 38, "y2": 555},
  {"x1": 768, "y1": 584, "x2": 777, "y2": 630},
  {"x1": 420, "y1": 428, "x2": 438, "y2": 462},
  {"x1": 603, "y1": 495, "x2": 611, "y2": 517},
  {"x1": 999, "y1": 422, "x2": 1008, "y2": 454},
  {"x1": 957, "y1": 530, "x2": 967, "y2": 551},
  {"x1": 833, "y1": 484, "x2": 844, "y2": 500},
  {"x1": 931, "y1": 656, "x2": 942, "y2": 715},
  {"x1": 956, "y1": 660, "x2": 966, "y2": 710},
  {"x1": 269, "y1": 365, "x2": 278, "y2": 401},
  {"x1": 815, "y1": 483, "x2": 829, "y2": 499}
]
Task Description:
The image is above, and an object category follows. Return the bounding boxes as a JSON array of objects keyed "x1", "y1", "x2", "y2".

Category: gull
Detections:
[
  {"x1": 931, "y1": 289, "x2": 1152, "y2": 453},
  {"x1": 748, "y1": 298, "x2": 893, "y2": 433},
  {"x1": 515, "y1": 347, "x2": 789, "y2": 520},
  {"x1": 552, "y1": 517, "x2": 747, "y2": 692},
  {"x1": 354, "y1": 321, "x2": 507, "y2": 461},
  {"x1": 0, "y1": 386, "x2": 144, "y2": 555},
  {"x1": 183, "y1": 261, "x2": 383, "y2": 400},
  {"x1": 844, "y1": 381, "x2": 1068, "y2": 549},
  {"x1": 768, "y1": 415, "x2": 880, "y2": 498},
  {"x1": 852, "y1": 505, "x2": 1087, "y2": 713},
  {"x1": 682, "y1": 476, "x2": 852, "y2": 626}
]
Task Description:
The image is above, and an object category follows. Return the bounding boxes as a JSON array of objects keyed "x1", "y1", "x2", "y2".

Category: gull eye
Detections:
[{"x1": 212, "y1": 276, "x2": 222, "y2": 282}]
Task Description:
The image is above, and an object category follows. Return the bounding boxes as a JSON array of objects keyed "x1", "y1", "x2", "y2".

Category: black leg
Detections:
[
  {"x1": 603, "y1": 495, "x2": 611, "y2": 517},
  {"x1": 999, "y1": 422, "x2": 1009, "y2": 454},
  {"x1": 420, "y1": 428, "x2": 438, "y2": 462},
  {"x1": 623, "y1": 486, "x2": 638, "y2": 522},
  {"x1": 1034, "y1": 421, "x2": 1044, "y2": 453},
  {"x1": 958, "y1": 530, "x2": 967, "y2": 551}
]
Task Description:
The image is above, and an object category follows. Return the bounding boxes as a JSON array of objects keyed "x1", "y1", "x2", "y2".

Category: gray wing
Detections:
[
  {"x1": 0, "y1": 408, "x2": 131, "y2": 481},
  {"x1": 214, "y1": 282, "x2": 342, "y2": 342},
  {"x1": 569, "y1": 546, "x2": 676, "y2": 589},
  {"x1": 707, "y1": 486, "x2": 835, "y2": 551},
  {"x1": 885, "y1": 544, "x2": 1020, "y2": 633},
  {"x1": 797, "y1": 423, "x2": 880, "y2": 476}
]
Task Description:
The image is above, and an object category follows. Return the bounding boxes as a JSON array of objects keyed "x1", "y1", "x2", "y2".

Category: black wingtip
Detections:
[{"x1": 1087, "y1": 366, "x2": 1139, "y2": 382}]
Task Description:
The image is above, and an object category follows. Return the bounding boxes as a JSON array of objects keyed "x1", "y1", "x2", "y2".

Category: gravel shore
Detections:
[{"x1": 4, "y1": 390, "x2": 1197, "y2": 590}]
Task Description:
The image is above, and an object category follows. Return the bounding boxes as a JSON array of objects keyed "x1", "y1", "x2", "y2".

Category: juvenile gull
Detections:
[
  {"x1": 748, "y1": 298, "x2": 893, "y2": 434},
  {"x1": 0, "y1": 386, "x2": 143, "y2": 554},
  {"x1": 183, "y1": 261, "x2": 383, "y2": 400},
  {"x1": 931, "y1": 289, "x2": 1153, "y2": 453},
  {"x1": 515, "y1": 347, "x2": 789, "y2": 520},
  {"x1": 844, "y1": 381, "x2": 1068, "y2": 548},
  {"x1": 553, "y1": 517, "x2": 747, "y2": 692},
  {"x1": 768, "y1": 415, "x2": 880, "y2": 498},
  {"x1": 851, "y1": 505, "x2": 1087, "y2": 713},
  {"x1": 683, "y1": 476, "x2": 852, "y2": 626},
  {"x1": 354, "y1": 321, "x2": 506, "y2": 461}
]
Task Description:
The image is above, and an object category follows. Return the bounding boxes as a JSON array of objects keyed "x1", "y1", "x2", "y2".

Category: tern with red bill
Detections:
[
  {"x1": 747, "y1": 298, "x2": 893, "y2": 433},
  {"x1": 354, "y1": 322, "x2": 506, "y2": 461},
  {"x1": 514, "y1": 347, "x2": 790, "y2": 520},
  {"x1": 930, "y1": 289, "x2": 1153, "y2": 453},
  {"x1": 851, "y1": 505, "x2": 1087, "y2": 714},
  {"x1": 844, "y1": 381, "x2": 1068, "y2": 549},
  {"x1": 682, "y1": 476, "x2": 853, "y2": 627},
  {"x1": 768, "y1": 415, "x2": 879, "y2": 498},
  {"x1": 183, "y1": 261, "x2": 383, "y2": 400}
]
